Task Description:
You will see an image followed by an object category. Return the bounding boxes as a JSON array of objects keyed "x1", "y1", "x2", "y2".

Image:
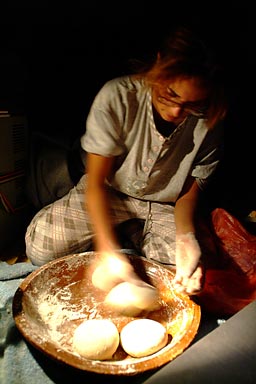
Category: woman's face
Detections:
[{"x1": 152, "y1": 77, "x2": 209, "y2": 125}]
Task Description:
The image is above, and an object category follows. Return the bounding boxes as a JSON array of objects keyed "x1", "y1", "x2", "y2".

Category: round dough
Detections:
[
  {"x1": 120, "y1": 319, "x2": 168, "y2": 357},
  {"x1": 104, "y1": 281, "x2": 160, "y2": 316},
  {"x1": 72, "y1": 319, "x2": 119, "y2": 360}
]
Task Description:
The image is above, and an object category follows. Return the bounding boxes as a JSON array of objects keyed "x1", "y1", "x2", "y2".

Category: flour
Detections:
[{"x1": 28, "y1": 279, "x2": 102, "y2": 350}]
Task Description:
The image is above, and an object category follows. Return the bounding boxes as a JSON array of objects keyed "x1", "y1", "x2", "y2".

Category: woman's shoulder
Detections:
[{"x1": 101, "y1": 75, "x2": 145, "y2": 94}]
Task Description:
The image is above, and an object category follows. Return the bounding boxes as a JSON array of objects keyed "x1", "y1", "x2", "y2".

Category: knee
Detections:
[
  {"x1": 25, "y1": 220, "x2": 57, "y2": 266},
  {"x1": 25, "y1": 233, "x2": 55, "y2": 266},
  {"x1": 25, "y1": 222, "x2": 92, "y2": 266}
]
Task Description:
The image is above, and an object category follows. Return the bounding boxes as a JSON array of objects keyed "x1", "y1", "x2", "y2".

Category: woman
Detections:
[{"x1": 25, "y1": 26, "x2": 228, "y2": 295}]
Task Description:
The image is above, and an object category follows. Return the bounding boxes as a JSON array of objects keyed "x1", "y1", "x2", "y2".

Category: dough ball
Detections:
[
  {"x1": 120, "y1": 319, "x2": 168, "y2": 357},
  {"x1": 104, "y1": 281, "x2": 160, "y2": 316},
  {"x1": 73, "y1": 319, "x2": 119, "y2": 360}
]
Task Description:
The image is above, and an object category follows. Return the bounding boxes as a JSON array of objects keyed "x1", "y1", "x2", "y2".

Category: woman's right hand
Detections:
[{"x1": 91, "y1": 249, "x2": 141, "y2": 292}]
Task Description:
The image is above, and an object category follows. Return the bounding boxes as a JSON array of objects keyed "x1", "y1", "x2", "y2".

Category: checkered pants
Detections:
[{"x1": 25, "y1": 174, "x2": 176, "y2": 266}]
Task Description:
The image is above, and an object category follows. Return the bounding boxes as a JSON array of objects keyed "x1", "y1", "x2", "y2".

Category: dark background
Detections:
[{"x1": 0, "y1": 2, "x2": 253, "y2": 219}]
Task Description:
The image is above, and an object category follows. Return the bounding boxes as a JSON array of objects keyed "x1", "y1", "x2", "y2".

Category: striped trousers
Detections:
[{"x1": 25, "y1": 174, "x2": 177, "y2": 266}]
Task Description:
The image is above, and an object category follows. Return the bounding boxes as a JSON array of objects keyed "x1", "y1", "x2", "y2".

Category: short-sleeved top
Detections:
[{"x1": 80, "y1": 75, "x2": 224, "y2": 203}]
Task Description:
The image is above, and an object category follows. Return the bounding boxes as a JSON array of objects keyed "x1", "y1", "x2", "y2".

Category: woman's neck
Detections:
[{"x1": 152, "y1": 106, "x2": 177, "y2": 137}]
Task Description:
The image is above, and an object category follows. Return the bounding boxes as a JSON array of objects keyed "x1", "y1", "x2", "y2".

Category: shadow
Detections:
[{"x1": 26, "y1": 341, "x2": 156, "y2": 384}]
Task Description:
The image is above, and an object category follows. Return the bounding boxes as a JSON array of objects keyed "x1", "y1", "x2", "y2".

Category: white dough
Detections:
[
  {"x1": 104, "y1": 281, "x2": 160, "y2": 316},
  {"x1": 72, "y1": 319, "x2": 119, "y2": 360},
  {"x1": 120, "y1": 319, "x2": 168, "y2": 357}
]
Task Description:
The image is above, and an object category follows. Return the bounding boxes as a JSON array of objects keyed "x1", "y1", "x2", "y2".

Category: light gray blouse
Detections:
[{"x1": 81, "y1": 75, "x2": 224, "y2": 203}]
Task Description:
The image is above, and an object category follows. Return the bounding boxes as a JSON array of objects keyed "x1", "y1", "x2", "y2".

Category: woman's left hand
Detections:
[{"x1": 173, "y1": 232, "x2": 204, "y2": 295}]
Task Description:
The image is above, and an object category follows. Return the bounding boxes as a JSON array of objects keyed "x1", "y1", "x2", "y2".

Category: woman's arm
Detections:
[
  {"x1": 174, "y1": 175, "x2": 200, "y2": 235},
  {"x1": 85, "y1": 153, "x2": 120, "y2": 253},
  {"x1": 86, "y1": 152, "x2": 141, "y2": 290},
  {"x1": 173, "y1": 176, "x2": 204, "y2": 294}
]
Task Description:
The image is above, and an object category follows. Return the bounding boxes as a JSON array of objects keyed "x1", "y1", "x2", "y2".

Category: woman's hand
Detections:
[
  {"x1": 91, "y1": 249, "x2": 142, "y2": 292},
  {"x1": 173, "y1": 232, "x2": 204, "y2": 295},
  {"x1": 173, "y1": 176, "x2": 204, "y2": 295}
]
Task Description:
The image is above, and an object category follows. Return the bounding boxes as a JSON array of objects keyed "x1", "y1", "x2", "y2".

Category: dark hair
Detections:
[{"x1": 134, "y1": 26, "x2": 228, "y2": 129}]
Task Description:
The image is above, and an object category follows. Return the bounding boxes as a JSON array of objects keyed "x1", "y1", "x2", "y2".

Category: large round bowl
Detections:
[{"x1": 12, "y1": 252, "x2": 201, "y2": 375}]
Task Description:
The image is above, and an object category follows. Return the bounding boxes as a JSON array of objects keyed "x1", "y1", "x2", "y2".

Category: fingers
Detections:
[
  {"x1": 173, "y1": 263, "x2": 204, "y2": 295},
  {"x1": 175, "y1": 232, "x2": 201, "y2": 278},
  {"x1": 91, "y1": 251, "x2": 142, "y2": 292},
  {"x1": 174, "y1": 232, "x2": 203, "y2": 295}
]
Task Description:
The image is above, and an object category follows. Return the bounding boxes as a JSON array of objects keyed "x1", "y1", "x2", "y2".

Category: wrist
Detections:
[{"x1": 176, "y1": 232, "x2": 196, "y2": 241}]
